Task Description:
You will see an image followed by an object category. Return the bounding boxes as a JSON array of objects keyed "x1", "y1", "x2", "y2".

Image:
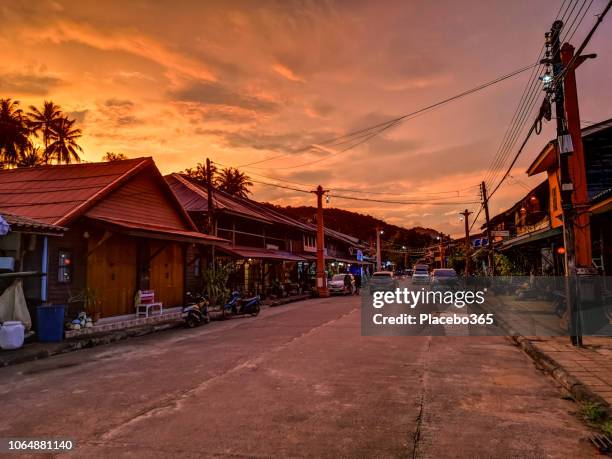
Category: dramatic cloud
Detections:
[
  {"x1": 1, "y1": 0, "x2": 611, "y2": 234},
  {"x1": 169, "y1": 81, "x2": 278, "y2": 113},
  {"x1": 0, "y1": 70, "x2": 63, "y2": 95}
]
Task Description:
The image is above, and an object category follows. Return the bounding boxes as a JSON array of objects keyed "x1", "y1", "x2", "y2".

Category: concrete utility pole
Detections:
[
  {"x1": 375, "y1": 227, "x2": 382, "y2": 272},
  {"x1": 460, "y1": 209, "x2": 472, "y2": 277},
  {"x1": 481, "y1": 181, "x2": 495, "y2": 275},
  {"x1": 312, "y1": 185, "x2": 329, "y2": 297}
]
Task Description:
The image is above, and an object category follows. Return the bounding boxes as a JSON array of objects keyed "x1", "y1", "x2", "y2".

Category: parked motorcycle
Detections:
[
  {"x1": 182, "y1": 291, "x2": 211, "y2": 328},
  {"x1": 222, "y1": 291, "x2": 261, "y2": 318}
]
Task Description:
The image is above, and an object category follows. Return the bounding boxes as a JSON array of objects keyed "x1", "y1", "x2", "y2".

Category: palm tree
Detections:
[
  {"x1": 27, "y1": 101, "x2": 63, "y2": 151},
  {"x1": 183, "y1": 161, "x2": 218, "y2": 186},
  {"x1": 0, "y1": 98, "x2": 31, "y2": 166},
  {"x1": 16, "y1": 145, "x2": 47, "y2": 167},
  {"x1": 45, "y1": 117, "x2": 83, "y2": 164},
  {"x1": 216, "y1": 167, "x2": 253, "y2": 198}
]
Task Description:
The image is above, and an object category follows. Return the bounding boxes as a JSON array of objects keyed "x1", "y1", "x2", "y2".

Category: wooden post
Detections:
[
  {"x1": 460, "y1": 209, "x2": 472, "y2": 276},
  {"x1": 311, "y1": 185, "x2": 329, "y2": 297}
]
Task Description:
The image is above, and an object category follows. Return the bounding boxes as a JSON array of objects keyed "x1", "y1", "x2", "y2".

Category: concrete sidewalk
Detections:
[
  {"x1": 487, "y1": 295, "x2": 612, "y2": 413},
  {"x1": 0, "y1": 293, "x2": 312, "y2": 368}
]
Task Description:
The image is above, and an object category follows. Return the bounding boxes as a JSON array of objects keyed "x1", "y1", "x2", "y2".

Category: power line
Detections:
[
  {"x1": 250, "y1": 178, "x2": 480, "y2": 205},
  {"x1": 237, "y1": 62, "x2": 538, "y2": 170},
  {"x1": 213, "y1": 163, "x2": 481, "y2": 199}
]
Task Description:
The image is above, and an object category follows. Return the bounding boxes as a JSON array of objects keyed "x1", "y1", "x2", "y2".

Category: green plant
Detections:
[
  {"x1": 202, "y1": 264, "x2": 234, "y2": 306},
  {"x1": 582, "y1": 402, "x2": 606, "y2": 423},
  {"x1": 68, "y1": 287, "x2": 101, "y2": 313},
  {"x1": 494, "y1": 253, "x2": 523, "y2": 276},
  {"x1": 602, "y1": 420, "x2": 612, "y2": 436}
]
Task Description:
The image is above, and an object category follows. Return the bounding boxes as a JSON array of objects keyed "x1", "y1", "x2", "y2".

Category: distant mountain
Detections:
[{"x1": 262, "y1": 204, "x2": 439, "y2": 248}]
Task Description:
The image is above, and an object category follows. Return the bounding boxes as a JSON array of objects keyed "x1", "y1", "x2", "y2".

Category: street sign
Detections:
[
  {"x1": 491, "y1": 230, "x2": 510, "y2": 237},
  {"x1": 356, "y1": 249, "x2": 363, "y2": 262}
]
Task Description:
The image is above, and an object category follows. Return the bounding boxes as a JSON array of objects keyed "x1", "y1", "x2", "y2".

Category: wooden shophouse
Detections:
[{"x1": 0, "y1": 158, "x2": 227, "y2": 319}]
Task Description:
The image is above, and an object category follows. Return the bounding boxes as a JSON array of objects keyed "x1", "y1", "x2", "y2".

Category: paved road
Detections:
[{"x1": 0, "y1": 294, "x2": 593, "y2": 458}]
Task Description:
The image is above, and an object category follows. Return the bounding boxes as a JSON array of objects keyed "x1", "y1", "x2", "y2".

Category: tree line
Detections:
[
  {"x1": 0, "y1": 97, "x2": 253, "y2": 198},
  {"x1": 0, "y1": 98, "x2": 83, "y2": 168},
  {"x1": 183, "y1": 161, "x2": 253, "y2": 199}
]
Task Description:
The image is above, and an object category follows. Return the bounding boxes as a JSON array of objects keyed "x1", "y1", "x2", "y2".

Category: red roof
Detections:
[
  {"x1": 218, "y1": 245, "x2": 306, "y2": 261},
  {"x1": 0, "y1": 159, "x2": 198, "y2": 231},
  {"x1": 166, "y1": 173, "x2": 363, "y2": 247},
  {"x1": 87, "y1": 216, "x2": 228, "y2": 245},
  {"x1": 1, "y1": 212, "x2": 66, "y2": 235},
  {"x1": 0, "y1": 158, "x2": 151, "y2": 225}
]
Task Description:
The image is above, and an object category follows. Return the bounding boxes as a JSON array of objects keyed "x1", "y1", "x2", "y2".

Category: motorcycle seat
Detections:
[{"x1": 241, "y1": 296, "x2": 259, "y2": 303}]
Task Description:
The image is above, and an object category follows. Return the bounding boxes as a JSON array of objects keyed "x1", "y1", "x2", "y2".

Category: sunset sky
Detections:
[{"x1": 2, "y1": 0, "x2": 611, "y2": 235}]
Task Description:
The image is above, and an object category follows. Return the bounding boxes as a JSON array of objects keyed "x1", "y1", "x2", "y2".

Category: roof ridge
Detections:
[{"x1": 0, "y1": 157, "x2": 151, "y2": 175}]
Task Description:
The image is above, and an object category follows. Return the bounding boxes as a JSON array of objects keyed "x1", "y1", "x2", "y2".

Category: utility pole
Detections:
[
  {"x1": 460, "y1": 209, "x2": 472, "y2": 277},
  {"x1": 561, "y1": 42, "x2": 592, "y2": 268},
  {"x1": 311, "y1": 185, "x2": 329, "y2": 297},
  {"x1": 375, "y1": 227, "x2": 382, "y2": 271},
  {"x1": 438, "y1": 233, "x2": 446, "y2": 269},
  {"x1": 481, "y1": 181, "x2": 495, "y2": 275},
  {"x1": 548, "y1": 20, "x2": 584, "y2": 345},
  {"x1": 206, "y1": 158, "x2": 216, "y2": 272}
]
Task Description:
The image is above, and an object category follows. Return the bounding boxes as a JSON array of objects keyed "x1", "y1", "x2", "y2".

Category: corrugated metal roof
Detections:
[
  {"x1": 87, "y1": 216, "x2": 229, "y2": 245},
  {"x1": 0, "y1": 212, "x2": 66, "y2": 234},
  {"x1": 0, "y1": 158, "x2": 151, "y2": 225},
  {"x1": 166, "y1": 173, "x2": 274, "y2": 223},
  {"x1": 218, "y1": 245, "x2": 306, "y2": 261},
  {"x1": 166, "y1": 173, "x2": 363, "y2": 247}
]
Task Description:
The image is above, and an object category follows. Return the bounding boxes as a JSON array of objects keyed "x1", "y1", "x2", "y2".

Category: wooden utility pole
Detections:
[
  {"x1": 206, "y1": 158, "x2": 216, "y2": 271},
  {"x1": 560, "y1": 43, "x2": 592, "y2": 268},
  {"x1": 460, "y1": 209, "x2": 472, "y2": 276},
  {"x1": 481, "y1": 181, "x2": 495, "y2": 275},
  {"x1": 438, "y1": 233, "x2": 446, "y2": 269},
  {"x1": 311, "y1": 185, "x2": 329, "y2": 297},
  {"x1": 549, "y1": 20, "x2": 584, "y2": 345},
  {"x1": 375, "y1": 227, "x2": 382, "y2": 271}
]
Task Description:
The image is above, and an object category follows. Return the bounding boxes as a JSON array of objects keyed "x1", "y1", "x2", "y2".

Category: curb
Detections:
[
  {"x1": 1, "y1": 294, "x2": 313, "y2": 369},
  {"x1": 0, "y1": 320, "x2": 181, "y2": 368},
  {"x1": 484, "y1": 297, "x2": 611, "y2": 416}
]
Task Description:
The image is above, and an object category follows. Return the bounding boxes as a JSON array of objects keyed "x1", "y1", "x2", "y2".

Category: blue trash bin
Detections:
[{"x1": 37, "y1": 304, "x2": 66, "y2": 342}]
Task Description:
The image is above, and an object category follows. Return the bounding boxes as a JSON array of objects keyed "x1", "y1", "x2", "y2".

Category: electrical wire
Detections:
[{"x1": 236, "y1": 62, "x2": 538, "y2": 170}]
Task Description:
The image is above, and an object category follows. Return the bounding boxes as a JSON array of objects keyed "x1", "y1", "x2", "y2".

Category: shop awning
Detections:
[
  {"x1": 218, "y1": 245, "x2": 306, "y2": 261},
  {"x1": 500, "y1": 226, "x2": 562, "y2": 250},
  {"x1": 87, "y1": 217, "x2": 230, "y2": 245},
  {"x1": 331, "y1": 256, "x2": 361, "y2": 264}
]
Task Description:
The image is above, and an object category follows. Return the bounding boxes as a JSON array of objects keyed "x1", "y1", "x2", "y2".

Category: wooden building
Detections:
[
  {"x1": 166, "y1": 173, "x2": 366, "y2": 297},
  {"x1": 0, "y1": 158, "x2": 227, "y2": 318}
]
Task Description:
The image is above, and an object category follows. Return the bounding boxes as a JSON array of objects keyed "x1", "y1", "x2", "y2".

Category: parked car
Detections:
[
  {"x1": 431, "y1": 268, "x2": 460, "y2": 291},
  {"x1": 411, "y1": 266, "x2": 430, "y2": 284},
  {"x1": 368, "y1": 271, "x2": 399, "y2": 294},
  {"x1": 328, "y1": 273, "x2": 355, "y2": 295}
]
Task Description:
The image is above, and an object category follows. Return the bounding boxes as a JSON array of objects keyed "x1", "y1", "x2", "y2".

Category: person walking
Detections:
[{"x1": 354, "y1": 272, "x2": 362, "y2": 295}]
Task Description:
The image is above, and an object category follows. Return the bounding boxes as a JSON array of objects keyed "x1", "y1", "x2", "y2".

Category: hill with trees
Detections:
[{"x1": 263, "y1": 204, "x2": 439, "y2": 248}]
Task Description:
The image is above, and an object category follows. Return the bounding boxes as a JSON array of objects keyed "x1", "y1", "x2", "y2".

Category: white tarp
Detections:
[{"x1": 0, "y1": 280, "x2": 31, "y2": 330}]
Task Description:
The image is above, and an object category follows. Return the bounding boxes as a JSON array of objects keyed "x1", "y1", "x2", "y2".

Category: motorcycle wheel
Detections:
[
  {"x1": 186, "y1": 314, "x2": 198, "y2": 328},
  {"x1": 251, "y1": 304, "x2": 260, "y2": 316}
]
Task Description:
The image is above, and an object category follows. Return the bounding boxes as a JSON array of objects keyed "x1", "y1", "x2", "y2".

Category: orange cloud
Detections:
[{"x1": 272, "y1": 63, "x2": 304, "y2": 83}]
